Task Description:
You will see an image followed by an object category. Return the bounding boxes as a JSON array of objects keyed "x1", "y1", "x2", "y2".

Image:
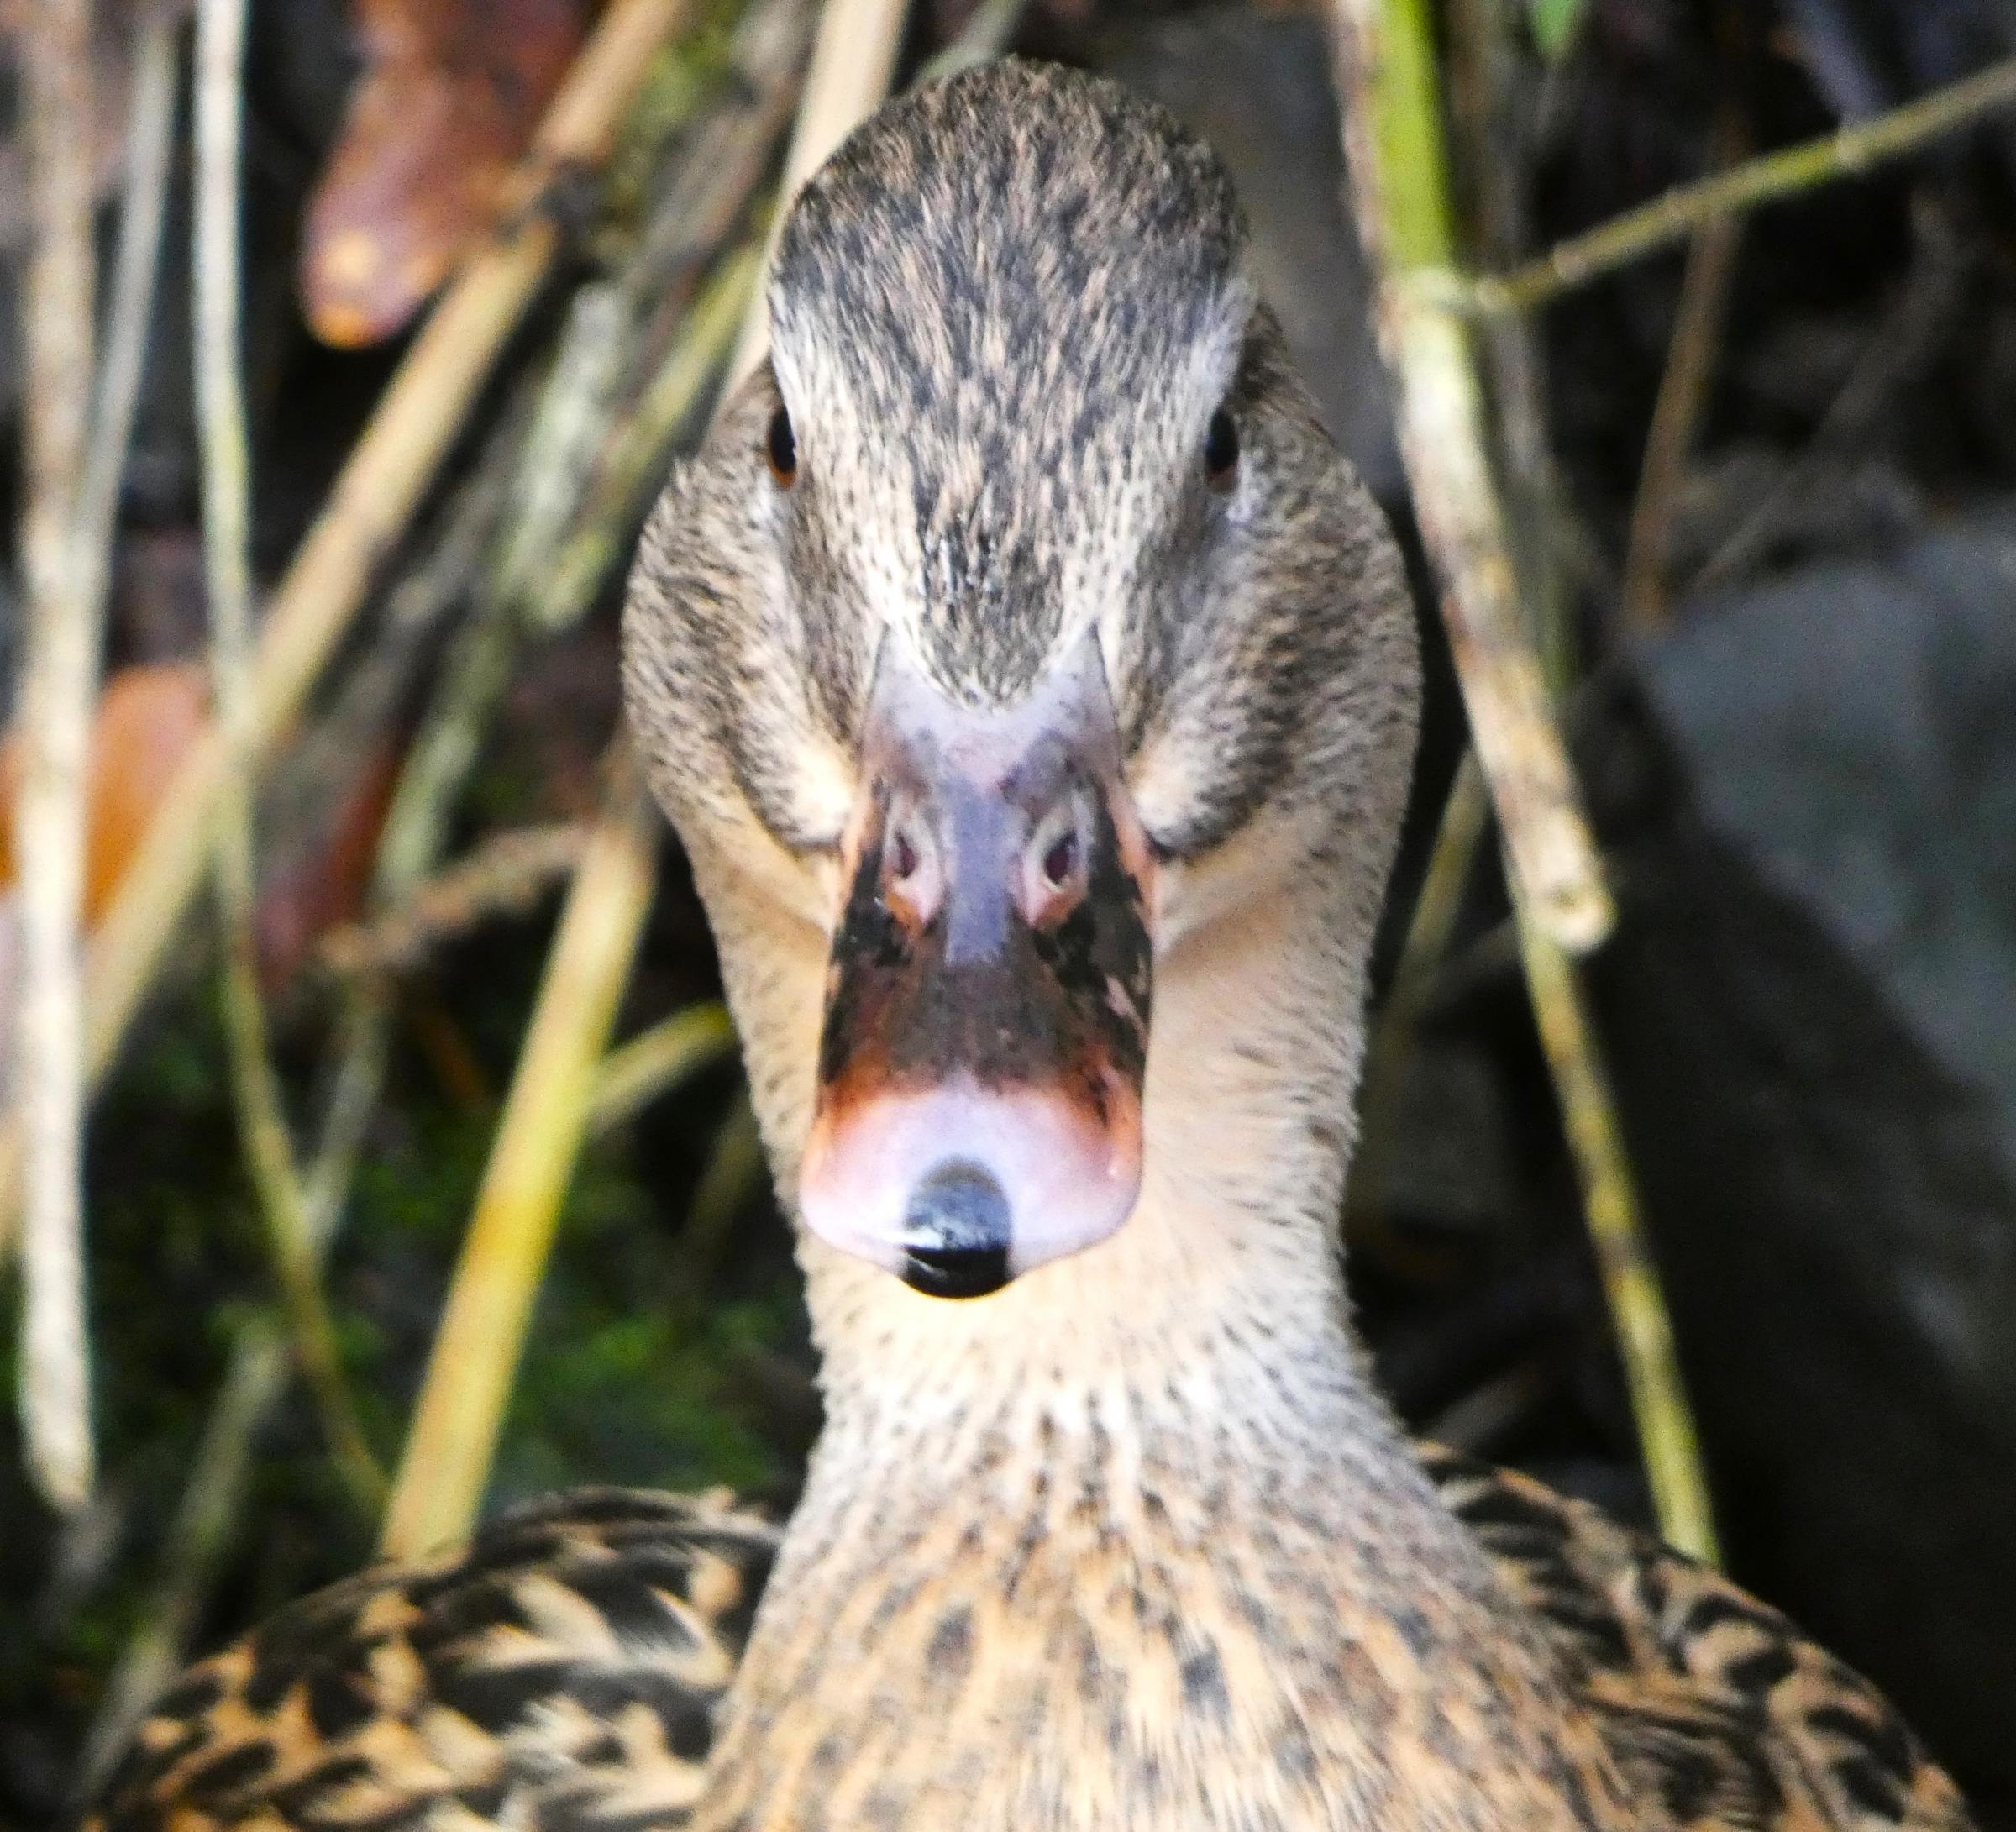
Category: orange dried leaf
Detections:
[
  {"x1": 302, "y1": 0, "x2": 591, "y2": 348},
  {"x1": 0, "y1": 663, "x2": 208, "y2": 926}
]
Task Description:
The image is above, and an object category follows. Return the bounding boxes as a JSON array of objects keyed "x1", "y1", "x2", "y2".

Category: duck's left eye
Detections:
[
  {"x1": 1204, "y1": 407, "x2": 1239, "y2": 491},
  {"x1": 766, "y1": 404, "x2": 798, "y2": 488}
]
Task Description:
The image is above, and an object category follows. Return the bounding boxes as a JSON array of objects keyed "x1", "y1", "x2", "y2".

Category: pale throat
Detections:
[
  {"x1": 694, "y1": 839, "x2": 1580, "y2": 1832},
  {"x1": 774, "y1": 856, "x2": 1387, "y2": 1467}
]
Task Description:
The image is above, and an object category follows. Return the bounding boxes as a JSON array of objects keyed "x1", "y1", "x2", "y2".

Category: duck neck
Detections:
[
  {"x1": 795, "y1": 864, "x2": 1399, "y2": 1508},
  {"x1": 698, "y1": 848, "x2": 1615, "y2": 1831}
]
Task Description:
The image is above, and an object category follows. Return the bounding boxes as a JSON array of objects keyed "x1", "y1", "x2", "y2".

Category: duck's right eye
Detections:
[
  {"x1": 1203, "y1": 407, "x2": 1239, "y2": 491},
  {"x1": 766, "y1": 404, "x2": 798, "y2": 488}
]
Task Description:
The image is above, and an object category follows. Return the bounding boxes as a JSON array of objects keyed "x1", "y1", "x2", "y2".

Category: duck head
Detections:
[{"x1": 623, "y1": 60, "x2": 1418, "y2": 1330}]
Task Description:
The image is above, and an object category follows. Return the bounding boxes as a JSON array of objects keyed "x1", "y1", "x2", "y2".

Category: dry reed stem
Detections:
[
  {"x1": 0, "y1": 0, "x2": 696, "y2": 1249},
  {"x1": 1469, "y1": 51, "x2": 2016, "y2": 316},
  {"x1": 725, "y1": 0, "x2": 911, "y2": 386},
  {"x1": 587, "y1": 1001, "x2": 737, "y2": 1135},
  {"x1": 1330, "y1": 0, "x2": 1609, "y2": 952},
  {"x1": 671, "y1": 1091, "x2": 766, "y2": 1290},
  {"x1": 915, "y1": 0, "x2": 1025, "y2": 82},
  {"x1": 197, "y1": 0, "x2": 386, "y2": 1508},
  {"x1": 382, "y1": 0, "x2": 916, "y2": 1559},
  {"x1": 1328, "y1": 0, "x2": 1716, "y2": 1559},
  {"x1": 14, "y1": 0, "x2": 101, "y2": 1509},
  {"x1": 319, "y1": 824, "x2": 589, "y2": 978},
  {"x1": 380, "y1": 756, "x2": 659, "y2": 1557},
  {"x1": 543, "y1": 241, "x2": 764, "y2": 623},
  {"x1": 1620, "y1": 110, "x2": 1746, "y2": 629},
  {"x1": 1618, "y1": 207, "x2": 1740, "y2": 627},
  {"x1": 507, "y1": 0, "x2": 811, "y2": 632},
  {"x1": 76, "y1": 8, "x2": 179, "y2": 636},
  {"x1": 1446, "y1": 0, "x2": 1574, "y2": 689},
  {"x1": 16, "y1": 0, "x2": 177, "y2": 1510},
  {"x1": 1516, "y1": 911, "x2": 1719, "y2": 1561}
]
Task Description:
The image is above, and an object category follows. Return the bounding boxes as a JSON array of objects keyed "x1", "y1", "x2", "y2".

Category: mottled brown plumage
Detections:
[
  {"x1": 84, "y1": 1461, "x2": 1968, "y2": 1832},
  {"x1": 85, "y1": 56, "x2": 1973, "y2": 1832}
]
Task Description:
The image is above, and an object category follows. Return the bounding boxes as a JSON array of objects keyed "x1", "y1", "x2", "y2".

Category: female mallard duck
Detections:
[{"x1": 88, "y1": 59, "x2": 1972, "y2": 1832}]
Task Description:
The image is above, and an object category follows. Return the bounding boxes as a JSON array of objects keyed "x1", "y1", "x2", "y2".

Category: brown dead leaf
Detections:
[
  {"x1": 0, "y1": 663, "x2": 208, "y2": 925},
  {"x1": 254, "y1": 732, "x2": 406, "y2": 996},
  {"x1": 302, "y1": 0, "x2": 591, "y2": 348},
  {"x1": 0, "y1": 662, "x2": 409, "y2": 997}
]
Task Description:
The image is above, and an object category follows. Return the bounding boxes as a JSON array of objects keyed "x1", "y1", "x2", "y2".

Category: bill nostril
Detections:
[
  {"x1": 904, "y1": 1159, "x2": 1010, "y2": 1247},
  {"x1": 900, "y1": 1160, "x2": 1012, "y2": 1299},
  {"x1": 1025, "y1": 794, "x2": 1091, "y2": 920},
  {"x1": 877, "y1": 800, "x2": 942, "y2": 925}
]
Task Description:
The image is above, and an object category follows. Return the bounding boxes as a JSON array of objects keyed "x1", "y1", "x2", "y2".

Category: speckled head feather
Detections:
[{"x1": 770, "y1": 61, "x2": 1251, "y2": 708}]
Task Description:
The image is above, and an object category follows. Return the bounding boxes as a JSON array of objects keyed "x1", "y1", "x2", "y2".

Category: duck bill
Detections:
[{"x1": 797, "y1": 636, "x2": 1154, "y2": 1299}]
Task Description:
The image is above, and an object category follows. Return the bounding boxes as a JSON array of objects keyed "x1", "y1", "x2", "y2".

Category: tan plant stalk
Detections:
[
  {"x1": 1329, "y1": 0, "x2": 1610, "y2": 953},
  {"x1": 725, "y1": 0, "x2": 911, "y2": 386},
  {"x1": 1327, "y1": 0, "x2": 1716, "y2": 1559},
  {"x1": 378, "y1": 758, "x2": 659, "y2": 1557},
  {"x1": 13, "y1": 0, "x2": 184, "y2": 1509},
  {"x1": 318, "y1": 823, "x2": 590, "y2": 979},
  {"x1": 13, "y1": 0, "x2": 101, "y2": 1509},
  {"x1": 196, "y1": 0, "x2": 386, "y2": 1506},
  {"x1": 1620, "y1": 106, "x2": 1746, "y2": 628},
  {"x1": 76, "y1": 8, "x2": 180, "y2": 632},
  {"x1": 1471, "y1": 52, "x2": 2016, "y2": 315}
]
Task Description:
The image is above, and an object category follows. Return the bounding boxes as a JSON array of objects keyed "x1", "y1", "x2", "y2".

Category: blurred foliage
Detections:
[
  {"x1": 0, "y1": 891, "x2": 804, "y2": 1814},
  {"x1": 1527, "y1": 0, "x2": 1584, "y2": 60}
]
